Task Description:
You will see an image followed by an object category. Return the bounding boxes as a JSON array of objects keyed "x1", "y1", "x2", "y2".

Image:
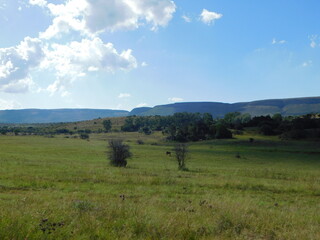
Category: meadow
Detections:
[{"x1": 0, "y1": 131, "x2": 319, "y2": 239}]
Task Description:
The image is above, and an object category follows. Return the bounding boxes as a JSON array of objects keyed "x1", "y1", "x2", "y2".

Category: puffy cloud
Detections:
[
  {"x1": 118, "y1": 93, "x2": 131, "y2": 98},
  {"x1": 0, "y1": 37, "x2": 44, "y2": 93},
  {"x1": 182, "y1": 15, "x2": 191, "y2": 23},
  {"x1": 35, "y1": 0, "x2": 176, "y2": 39},
  {"x1": 168, "y1": 97, "x2": 183, "y2": 102},
  {"x1": 200, "y1": 9, "x2": 222, "y2": 25},
  {"x1": 43, "y1": 37, "x2": 137, "y2": 95},
  {"x1": 29, "y1": 0, "x2": 47, "y2": 7},
  {"x1": 20, "y1": 0, "x2": 175, "y2": 96},
  {"x1": 0, "y1": 99, "x2": 22, "y2": 110}
]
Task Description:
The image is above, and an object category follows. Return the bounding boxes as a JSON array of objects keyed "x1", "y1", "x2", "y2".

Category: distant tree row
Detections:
[
  {"x1": 221, "y1": 112, "x2": 320, "y2": 139},
  {"x1": 121, "y1": 112, "x2": 233, "y2": 142}
]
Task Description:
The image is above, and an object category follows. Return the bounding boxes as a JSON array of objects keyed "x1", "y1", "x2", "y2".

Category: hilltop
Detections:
[
  {"x1": 130, "y1": 96, "x2": 320, "y2": 117},
  {"x1": 0, "y1": 96, "x2": 319, "y2": 123}
]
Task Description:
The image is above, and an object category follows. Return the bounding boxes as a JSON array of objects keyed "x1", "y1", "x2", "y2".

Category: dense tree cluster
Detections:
[
  {"x1": 225, "y1": 113, "x2": 320, "y2": 139},
  {"x1": 121, "y1": 113, "x2": 233, "y2": 142}
]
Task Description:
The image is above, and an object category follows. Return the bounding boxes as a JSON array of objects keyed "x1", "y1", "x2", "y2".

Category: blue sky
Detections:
[{"x1": 0, "y1": 0, "x2": 319, "y2": 110}]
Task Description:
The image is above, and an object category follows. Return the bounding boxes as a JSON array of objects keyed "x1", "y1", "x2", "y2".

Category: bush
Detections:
[
  {"x1": 107, "y1": 139, "x2": 132, "y2": 167},
  {"x1": 80, "y1": 133, "x2": 89, "y2": 140},
  {"x1": 173, "y1": 143, "x2": 188, "y2": 171},
  {"x1": 136, "y1": 139, "x2": 144, "y2": 145}
]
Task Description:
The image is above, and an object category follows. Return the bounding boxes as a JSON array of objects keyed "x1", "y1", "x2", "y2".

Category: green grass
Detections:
[{"x1": 0, "y1": 132, "x2": 320, "y2": 239}]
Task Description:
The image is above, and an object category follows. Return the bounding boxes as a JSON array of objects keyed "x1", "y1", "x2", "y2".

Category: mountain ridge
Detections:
[{"x1": 0, "y1": 96, "x2": 319, "y2": 123}]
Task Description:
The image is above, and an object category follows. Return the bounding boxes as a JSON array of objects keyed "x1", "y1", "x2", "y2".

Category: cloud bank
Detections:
[
  {"x1": 0, "y1": 0, "x2": 176, "y2": 95},
  {"x1": 0, "y1": 37, "x2": 44, "y2": 93}
]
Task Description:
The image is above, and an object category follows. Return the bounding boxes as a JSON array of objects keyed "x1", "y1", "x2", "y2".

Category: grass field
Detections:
[{"x1": 0, "y1": 131, "x2": 320, "y2": 239}]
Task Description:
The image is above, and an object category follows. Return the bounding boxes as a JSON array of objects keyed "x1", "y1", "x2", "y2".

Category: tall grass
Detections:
[{"x1": 0, "y1": 133, "x2": 319, "y2": 239}]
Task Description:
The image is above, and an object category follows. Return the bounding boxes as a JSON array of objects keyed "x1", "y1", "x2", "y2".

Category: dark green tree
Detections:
[
  {"x1": 107, "y1": 139, "x2": 132, "y2": 167},
  {"x1": 102, "y1": 119, "x2": 112, "y2": 132}
]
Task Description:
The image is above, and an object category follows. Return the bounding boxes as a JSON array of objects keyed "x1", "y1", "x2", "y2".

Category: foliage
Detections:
[
  {"x1": 173, "y1": 143, "x2": 188, "y2": 170},
  {"x1": 107, "y1": 139, "x2": 132, "y2": 167},
  {"x1": 0, "y1": 134, "x2": 320, "y2": 239},
  {"x1": 215, "y1": 123, "x2": 233, "y2": 139},
  {"x1": 102, "y1": 119, "x2": 112, "y2": 132},
  {"x1": 79, "y1": 133, "x2": 89, "y2": 140},
  {"x1": 121, "y1": 112, "x2": 233, "y2": 142}
]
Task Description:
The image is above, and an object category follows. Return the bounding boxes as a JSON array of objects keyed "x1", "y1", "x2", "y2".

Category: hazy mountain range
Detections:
[{"x1": 1, "y1": 96, "x2": 320, "y2": 123}]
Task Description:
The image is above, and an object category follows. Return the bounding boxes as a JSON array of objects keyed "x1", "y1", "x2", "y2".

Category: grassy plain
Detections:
[{"x1": 0, "y1": 131, "x2": 320, "y2": 239}]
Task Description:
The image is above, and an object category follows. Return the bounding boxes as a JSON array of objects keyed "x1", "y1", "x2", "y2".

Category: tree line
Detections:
[{"x1": 121, "y1": 112, "x2": 233, "y2": 142}]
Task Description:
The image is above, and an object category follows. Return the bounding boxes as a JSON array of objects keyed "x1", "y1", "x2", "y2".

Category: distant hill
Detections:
[
  {"x1": 130, "y1": 97, "x2": 320, "y2": 117},
  {"x1": 0, "y1": 109, "x2": 128, "y2": 124},
  {"x1": 1, "y1": 97, "x2": 319, "y2": 123}
]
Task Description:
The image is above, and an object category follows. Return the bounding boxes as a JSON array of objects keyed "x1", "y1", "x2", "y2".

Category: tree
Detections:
[
  {"x1": 107, "y1": 139, "x2": 132, "y2": 167},
  {"x1": 173, "y1": 143, "x2": 188, "y2": 170},
  {"x1": 102, "y1": 119, "x2": 112, "y2": 132},
  {"x1": 215, "y1": 124, "x2": 233, "y2": 139}
]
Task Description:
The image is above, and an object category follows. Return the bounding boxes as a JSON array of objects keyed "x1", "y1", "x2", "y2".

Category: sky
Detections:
[{"x1": 0, "y1": 0, "x2": 320, "y2": 111}]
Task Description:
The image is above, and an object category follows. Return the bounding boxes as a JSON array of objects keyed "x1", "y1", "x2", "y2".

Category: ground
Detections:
[{"x1": 0, "y1": 131, "x2": 319, "y2": 239}]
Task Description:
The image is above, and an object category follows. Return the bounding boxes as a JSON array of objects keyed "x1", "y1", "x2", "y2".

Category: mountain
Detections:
[
  {"x1": 0, "y1": 109, "x2": 128, "y2": 124},
  {"x1": 1, "y1": 97, "x2": 319, "y2": 123},
  {"x1": 129, "y1": 97, "x2": 320, "y2": 117}
]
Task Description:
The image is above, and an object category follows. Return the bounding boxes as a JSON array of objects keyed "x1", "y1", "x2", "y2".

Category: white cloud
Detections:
[
  {"x1": 0, "y1": 99, "x2": 22, "y2": 110},
  {"x1": 88, "y1": 66, "x2": 99, "y2": 72},
  {"x1": 272, "y1": 38, "x2": 286, "y2": 45},
  {"x1": 1, "y1": 78, "x2": 35, "y2": 93},
  {"x1": 182, "y1": 15, "x2": 191, "y2": 23},
  {"x1": 200, "y1": 9, "x2": 222, "y2": 25},
  {"x1": 34, "y1": 0, "x2": 176, "y2": 39},
  {"x1": 168, "y1": 97, "x2": 183, "y2": 102},
  {"x1": 29, "y1": 0, "x2": 47, "y2": 8},
  {"x1": 0, "y1": 37, "x2": 44, "y2": 93},
  {"x1": 118, "y1": 93, "x2": 131, "y2": 98},
  {"x1": 43, "y1": 37, "x2": 137, "y2": 95},
  {"x1": 136, "y1": 103, "x2": 148, "y2": 108},
  {"x1": 14, "y1": 0, "x2": 175, "y2": 96}
]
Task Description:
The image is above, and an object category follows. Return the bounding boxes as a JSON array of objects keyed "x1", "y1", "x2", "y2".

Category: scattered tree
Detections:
[
  {"x1": 107, "y1": 139, "x2": 132, "y2": 167},
  {"x1": 173, "y1": 143, "x2": 188, "y2": 171},
  {"x1": 102, "y1": 120, "x2": 112, "y2": 132}
]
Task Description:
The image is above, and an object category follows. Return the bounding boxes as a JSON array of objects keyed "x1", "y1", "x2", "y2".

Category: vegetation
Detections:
[
  {"x1": 0, "y1": 132, "x2": 319, "y2": 239},
  {"x1": 173, "y1": 143, "x2": 188, "y2": 170},
  {"x1": 121, "y1": 112, "x2": 233, "y2": 142},
  {"x1": 107, "y1": 139, "x2": 132, "y2": 167},
  {"x1": 0, "y1": 112, "x2": 320, "y2": 238},
  {"x1": 79, "y1": 133, "x2": 89, "y2": 140},
  {"x1": 102, "y1": 119, "x2": 112, "y2": 132}
]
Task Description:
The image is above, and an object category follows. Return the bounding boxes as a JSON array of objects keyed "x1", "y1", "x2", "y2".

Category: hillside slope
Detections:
[
  {"x1": 1, "y1": 96, "x2": 319, "y2": 123},
  {"x1": 130, "y1": 97, "x2": 320, "y2": 117},
  {"x1": 0, "y1": 109, "x2": 129, "y2": 123}
]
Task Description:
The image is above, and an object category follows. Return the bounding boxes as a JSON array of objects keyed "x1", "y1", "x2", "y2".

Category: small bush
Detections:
[
  {"x1": 136, "y1": 139, "x2": 144, "y2": 145},
  {"x1": 80, "y1": 133, "x2": 89, "y2": 140},
  {"x1": 107, "y1": 139, "x2": 132, "y2": 167}
]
